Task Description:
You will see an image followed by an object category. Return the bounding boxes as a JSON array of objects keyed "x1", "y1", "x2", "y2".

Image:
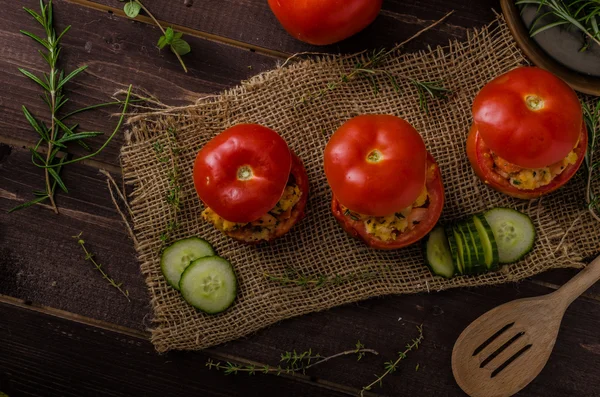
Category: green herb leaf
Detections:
[
  {"x1": 171, "y1": 38, "x2": 191, "y2": 55},
  {"x1": 55, "y1": 131, "x2": 104, "y2": 144},
  {"x1": 22, "y1": 106, "x2": 48, "y2": 141},
  {"x1": 56, "y1": 65, "x2": 88, "y2": 91},
  {"x1": 19, "y1": 68, "x2": 50, "y2": 91},
  {"x1": 8, "y1": 195, "x2": 49, "y2": 213},
  {"x1": 123, "y1": 1, "x2": 141, "y2": 18},
  {"x1": 164, "y1": 27, "x2": 174, "y2": 43},
  {"x1": 157, "y1": 35, "x2": 168, "y2": 49},
  {"x1": 20, "y1": 30, "x2": 50, "y2": 49},
  {"x1": 48, "y1": 167, "x2": 68, "y2": 193}
]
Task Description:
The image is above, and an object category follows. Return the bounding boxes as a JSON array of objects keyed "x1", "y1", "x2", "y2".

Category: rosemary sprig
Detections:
[
  {"x1": 295, "y1": 11, "x2": 454, "y2": 113},
  {"x1": 411, "y1": 80, "x2": 453, "y2": 115},
  {"x1": 583, "y1": 99, "x2": 600, "y2": 222},
  {"x1": 120, "y1": 0, "x2": 190, "y2": 72},
  {"x1": 517, "y1": 0, "x2": 600, "y2": 51},
  {"x1": 264, "y1": 266, "x2": 390, "y2": 288},
  {"x1": 12, "y1": 0, "x2": 133, "y2": 214},
  {"x1": 73, "y1": 233, "x2": 130, "y2": 301},
  {"x1": 361, "y1": 325, "x2": 424, "y2": 396},
  {"x1": 206, "y1": 341, "x2": 378, "y2": 376}
]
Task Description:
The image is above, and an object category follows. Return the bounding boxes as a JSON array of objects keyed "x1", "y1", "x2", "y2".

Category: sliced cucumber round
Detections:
[
  {"x1": 472, "y1": 214, "x2": 499, "y2": 270},
  {"x1": 446, "y1": 224, "x2": 463, "y2": 275},
  {"x1": 424, "y1": 226, "x2": 455, "y2": 278},
  {"x1": 452, "y1": 224, "x2": 466, "y2": 275},
  {"x1": 484, "y1": 208, "x2": 535, "y2": 264},
  {"x1": 179, "y1": 256, "x2": 237, "y2": 314},
  {"x1": 161, "y1": 237, "x2": 215, "y2": 290}
]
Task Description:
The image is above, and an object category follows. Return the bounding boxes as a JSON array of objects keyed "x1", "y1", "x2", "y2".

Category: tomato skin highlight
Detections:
[
  {"x1": 324, "y1": 115, "x2": 427, "y2": 217},
  {"x1": 472, "y1": 67, "x2": 582, "y2": 169},
  {"x1": 331, "y1": 154, "x2": 444, "y2": 250},
  {"x1": 466, "y1": 123, "x2": 587, "y2": 199},
  {"x1": 193, "y1": 124, "x2": 292, "y2": 223},
  {"x1": 267, "y1": 0, "x2": 383, "y2": 45}
]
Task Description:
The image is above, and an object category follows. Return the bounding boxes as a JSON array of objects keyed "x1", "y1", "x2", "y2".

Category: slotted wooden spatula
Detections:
[{"x1": 452, "y1": 255, "x2": 600, "y2": 397}]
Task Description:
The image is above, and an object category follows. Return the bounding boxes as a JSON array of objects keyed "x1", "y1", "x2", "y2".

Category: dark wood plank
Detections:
[
  {"x1": 3, "y1": 145, "x2": 600, "y2": 396},
  {"x1": 0, "y1": 300, "x2": 350, "y2": 397},
  {"x1": 84, "y1": 0, "x2": 499, "y2": 54},
  {"x1": 0, "y1": 144, "x2": 149, "y2": 330},
  {"x1": 1, "y1": 0, "x2": 278, "y2": 167}
]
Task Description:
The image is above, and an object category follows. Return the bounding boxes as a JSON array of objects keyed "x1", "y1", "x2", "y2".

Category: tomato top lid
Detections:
[
  {"x1": 193, "y1": 124, "x2": 292, "y2": 223},
  {"x1": 472, "y1": 67, "x2": 582, "y2": 169},
  {"x1": 324, "y1": 115, "x2": 427, "y2": 217}
]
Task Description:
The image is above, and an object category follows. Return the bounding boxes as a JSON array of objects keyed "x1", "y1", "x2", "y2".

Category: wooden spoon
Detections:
[{"x1": 452, "y1": 255, "x2": 600, "y2": 397}]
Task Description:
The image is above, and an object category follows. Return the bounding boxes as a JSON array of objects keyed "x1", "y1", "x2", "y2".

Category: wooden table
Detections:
[{"x1": 1, "y1": 1, "x2": 599, "y2": 396}]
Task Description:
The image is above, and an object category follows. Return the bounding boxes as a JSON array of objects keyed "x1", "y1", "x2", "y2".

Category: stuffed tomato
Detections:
[
  {"x1": 468, "y1": 67, "x2": 587, "y2": 199},
  {"x1": 193, "y1": 124, "x2": 308, "y2": 243},
  {"x1": 324, "y1": 115, "x2": 444, "y2": 250}
]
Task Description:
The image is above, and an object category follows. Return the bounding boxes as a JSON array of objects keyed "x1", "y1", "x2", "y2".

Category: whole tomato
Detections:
[
  {"x1": 193, "y1": 124, "x2": 292, "y2": 223},
  {"x1": 267, "y1": 0, "x2": 383, "y2": 45},
  {"x1": 331, "y1": 153, "x2": 445, "y2": 250},
  {"x1": 466, "y1": 123, "x2": 587, "y2": 199},
  {"x1": 324, "y1": 115, "x2": 428, "y2": 216},
  {"x1": 472, "y1": 67, "x2": 582, "y2": 169}
]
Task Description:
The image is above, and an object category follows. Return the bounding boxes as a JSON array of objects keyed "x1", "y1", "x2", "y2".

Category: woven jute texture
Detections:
[{"x1": 120, "y1": 17, "x2": 600, "y2": 352}]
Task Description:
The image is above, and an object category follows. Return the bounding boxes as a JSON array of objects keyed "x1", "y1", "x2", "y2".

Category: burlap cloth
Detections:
[{"x1": 120, "y1": 16, "x2": 600, "y2": 352}]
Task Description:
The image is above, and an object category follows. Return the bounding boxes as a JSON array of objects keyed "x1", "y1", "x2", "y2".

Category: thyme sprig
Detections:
[
  {"x1": 11, "y1": 0, "x2": 133, "y2": 214},
  {"x1": 583, "y1": 99, "x2": 600, "y2": 222},
  {"x1": 295, "y1": 11, "x2": 454, "y2": 113},
  {"x1": 361, "y1": 325, "x2": 424, "y2": 396},
  {"x1": 264, "y1": 266, "x2": 390, "y2": 288},
  {"x1": 516, "y1": 0, "x2": 600, "y2": 51},
  {"x1": 157, "y1": 127, "x2": 182, "y2": 244},
  {"x1": 73, "y1": 233, "x2": 130, "y2": 301},
  {"x1": 206, "y1": 341, "x2": 378, "y2": 376},
  {"x1": 120, "y1": 0, "x2": 190, "y2": 72}
]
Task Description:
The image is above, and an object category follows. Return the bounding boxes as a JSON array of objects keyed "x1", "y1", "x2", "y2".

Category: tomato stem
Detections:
[
  {"x1": 525, "y1": 95, "x2": 544, "y2": 111},
  {"x1": 237, "y1": 165, "x2": 253, "y2": 181}
]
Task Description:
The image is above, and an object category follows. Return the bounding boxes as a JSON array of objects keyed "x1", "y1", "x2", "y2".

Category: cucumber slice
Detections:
[
  {"x1": 455, "y1": 223, "x2": 474, "y2": 272},
  {"x1": 464, "y1": 220, "x2": 487, "y2": 274},
  {"x1": 423, "y1": 226, "x2": 455, "y2": 278},
  {"x1": 446, "y1": 225, "x2": 463, "y2": 275},
  {"x1": 484, "y1": 208, "x2": 535, "y2": 264},
  {"x1": 452, "y1": 224, "x2": 466, "y2": 275},
  {"x1": 180, "y1": 256, "x2": 237, "y2": 314},
  {"x1": 161, "y1": 237, "x2": 215, "y2": 290},
  {"x1": 472, "y1": 214, "x2": 499, "y2": 270}
]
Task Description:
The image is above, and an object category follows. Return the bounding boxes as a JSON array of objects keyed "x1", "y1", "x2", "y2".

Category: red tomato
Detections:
[
  {"x1": 472, "y1": 67, "x2": 582, "y2": 169},
  {"x1": 466, "y1": 123, "x2": 587, "y2": 199},
  {"x1": 267, "y1": 0, "x2": 383, "y2": 45},
  {"x1": 193, "y1": 124, "x2": 292, "y2": 223},
  {"x1": 324, "y1": 115, "x2": 427, "y2": 217},
  {"x1": 331, "y1": 153, "x2": 445, "y2": 249}
]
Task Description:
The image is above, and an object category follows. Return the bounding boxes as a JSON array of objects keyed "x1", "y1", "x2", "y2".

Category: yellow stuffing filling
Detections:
[
  {"x1": 342, "y1": 186, "x2": 429, "y2": 242},
  {"x1": 492, "y1": 151, "x2": 578, "y2": 190},
  {"x1": 202, "y1": 184, "x2": 301, "y2": 241}
]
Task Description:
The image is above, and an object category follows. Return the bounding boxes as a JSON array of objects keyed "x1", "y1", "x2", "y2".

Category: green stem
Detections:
[
  {"x1": 32, "y1": 85, "x2": 133, "y2": 168},
  {"x1": 361, "y1": 326, "x2": 424, "y2": 396},
  {"x1": 60, "y1": 98, "x2": 145, "y2": 121}
]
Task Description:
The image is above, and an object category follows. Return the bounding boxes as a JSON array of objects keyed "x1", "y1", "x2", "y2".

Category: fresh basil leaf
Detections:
[
  {"x1": 165, "y1": 27, "x2": 174, "y2": 42},
  {"x1": 157, "y1": 35, "x2": 168, "y2": 49},
  {"x1": 123, "y1": 1, "x2": 141, "y2": 18},
  {"x1": 171, "y1": 38, "x2": 191, "y2": 55}
]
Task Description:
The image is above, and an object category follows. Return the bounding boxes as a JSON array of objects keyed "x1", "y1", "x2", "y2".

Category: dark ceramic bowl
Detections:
[{"x1": 501, "y1": 0, "x2": 600, "y2": 95}]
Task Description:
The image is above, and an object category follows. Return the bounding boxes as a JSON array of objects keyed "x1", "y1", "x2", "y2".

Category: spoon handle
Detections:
[{"x1": 551, "y1": 255, "x2": 600, "y2": 307}]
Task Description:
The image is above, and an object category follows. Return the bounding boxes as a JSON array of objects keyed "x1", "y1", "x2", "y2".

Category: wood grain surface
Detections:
[{"x1": 1, "y1": 0, "x2": 599, "y2": 396}]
